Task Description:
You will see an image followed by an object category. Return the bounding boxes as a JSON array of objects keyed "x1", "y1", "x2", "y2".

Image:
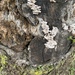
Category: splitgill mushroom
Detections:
[
  {"x1": 16, "y1": 0, "x2": 74, "y2": 65},
  {"x1": 0, "y1": 0, "x2": 74, "y2": 65}
]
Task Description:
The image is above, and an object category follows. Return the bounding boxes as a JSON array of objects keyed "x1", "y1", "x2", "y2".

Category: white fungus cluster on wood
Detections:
[
  {"x1": 27, "y1": 0, "x2": 41, "y2": 14},
  {"x1": 50, "y1": 0, "x2": 56, "y2": 3},
  {"x1": 62, "y1": 22, "x2": 75, "y2": 36},
  {"x1": 38, "y1": 18, "x2": 59, "y2": 49},
  {"x1": 62, "y1": 23, "x2": 68, "y2": 30},
  {"x1": 44, "y1": 27, "x2": 58, "y2": 49}
]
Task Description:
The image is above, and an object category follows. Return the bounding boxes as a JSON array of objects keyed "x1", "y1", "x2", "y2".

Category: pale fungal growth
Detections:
[
  {"x1": 38, "y1": 18, "x2": 59, "y2": 49},
  {"x1": 62, "y1": 22, "x2": 75, "y2": 35},
  {"x1": 27, "y1": 0, "x2": 41, "y2": 14},
  {"x1": 62, "y1": 23, "x2": 75, "y2": 35},
  {"x1": 69, "y1": 24, "x2": 75, "y2": 35},
  {"x1": 50, "y1": 0, "x2": 56, "y2": 3},
  {"x1": 61, "y1": 1, "x2": 75, "y2": 36},
  {"x1": 43, "y1": 27, "x2": 58, "y2": 49},
  {"x1": 62, "y1": 23, "x2": 68, "y2": 30},
  {"x1": 44, "y1": 33, "x2": 57, "y2": 49},
  {"x1": 50, "y1": 27, "x2": 59, "y2": 37},
  {"x1": 41, "y1": 22, "x2": 49, "y2": 34},
  {"x1": 45, "y1": 40, "x2": 57, "y2": 49}
]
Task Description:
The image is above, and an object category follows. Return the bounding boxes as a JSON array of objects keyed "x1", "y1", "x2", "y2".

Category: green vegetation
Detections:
[
  {"x1": 68, "y1": 36, "x2": 75, "y2": 43},
  {"x1": 0, "y1": 54, "x2": 8, "y2": 75},
  {"x1": 28, "y1": 65, "x2": 54, "y2": 75}
]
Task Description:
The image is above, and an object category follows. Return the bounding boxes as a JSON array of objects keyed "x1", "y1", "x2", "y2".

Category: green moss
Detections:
[
  {"x1": 0, "y1": 54, "x2": 8, "y2": 75},
  {"x1": 68, "y1": 36, "x2": 75, "y2": 43}
]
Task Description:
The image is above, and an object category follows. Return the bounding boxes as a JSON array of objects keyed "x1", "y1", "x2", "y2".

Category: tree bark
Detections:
[{"x1": 0, "y1": 0, "x2": 74, "y2": 65}]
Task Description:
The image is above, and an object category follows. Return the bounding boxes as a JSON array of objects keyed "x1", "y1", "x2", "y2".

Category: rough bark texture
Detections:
[{"x1": 0, "y1": 0, "x2": 75, "y2": 66}]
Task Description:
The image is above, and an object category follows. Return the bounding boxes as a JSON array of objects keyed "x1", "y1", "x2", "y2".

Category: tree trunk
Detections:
[{"x1": 0, "y1": 0, "x2": 74, "y2": 65}]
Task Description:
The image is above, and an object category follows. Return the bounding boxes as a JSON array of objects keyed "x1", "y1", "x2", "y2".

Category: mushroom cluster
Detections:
[
  {"x1": 38, "y1": 18, "x2": 59, "y2": 49},
  {"x1": 50, "y1": 0, "x2": 56, "y2": 3},
  {"x1": 27, "y1": 0, "x2": 41, "y2": 14}
]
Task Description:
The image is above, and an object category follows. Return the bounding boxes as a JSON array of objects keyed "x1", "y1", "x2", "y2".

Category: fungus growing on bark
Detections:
[
  {"x1": 38, "y1": 18, "x2": 59, "y2": 49},
  {"x1": 27, "y1": 0, "x2": 41, "y2": 14},
  {"x1": 50, "y1": 0, "x2": 56, "y2": 3}
]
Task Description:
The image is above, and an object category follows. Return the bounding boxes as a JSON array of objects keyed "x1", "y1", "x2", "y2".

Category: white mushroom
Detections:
[{"x1": 27, "y1": 0, "x2": 41, "y2": 14}]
